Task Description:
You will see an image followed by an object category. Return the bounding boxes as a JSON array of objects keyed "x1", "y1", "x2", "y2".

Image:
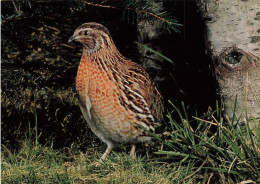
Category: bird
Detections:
[{"x1": 68, "y1": 22, "x2": 163, "y2": 160}]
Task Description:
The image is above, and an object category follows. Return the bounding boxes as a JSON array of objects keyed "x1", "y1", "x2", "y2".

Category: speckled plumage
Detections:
[{"x1": 69, "y1": 22, "x2": 163, "y2": 160}]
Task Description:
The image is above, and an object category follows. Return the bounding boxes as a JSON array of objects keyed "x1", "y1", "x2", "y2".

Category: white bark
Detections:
[
  {"x1": 198, "y1": 0, "x2": 260, "y2": 128},
  {"x1": 198, "y1": 0, "x2": 260, "y2": 56}
]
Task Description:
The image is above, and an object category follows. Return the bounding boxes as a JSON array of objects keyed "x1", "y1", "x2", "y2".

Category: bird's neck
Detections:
[{"x1": 82, "y1": 45, "x2": 126, "y2": 66}]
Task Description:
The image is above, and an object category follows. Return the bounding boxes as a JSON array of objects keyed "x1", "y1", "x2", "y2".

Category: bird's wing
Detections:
[{"x1": 115, "y1": 60, "x2": 164, "y2": 131}]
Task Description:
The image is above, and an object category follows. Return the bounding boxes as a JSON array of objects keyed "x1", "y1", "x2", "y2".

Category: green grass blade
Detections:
[
  {"x1": 135, "y1": 42, "x2": 175, "y2": 65},
  {"x1": 154, "y1": 151, "x2": 200, "y2": 160}
]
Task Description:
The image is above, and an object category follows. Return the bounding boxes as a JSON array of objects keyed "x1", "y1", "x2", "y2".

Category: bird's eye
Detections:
[{"x1": 84, "y1": 31, "x2": 89, "y2": 36}]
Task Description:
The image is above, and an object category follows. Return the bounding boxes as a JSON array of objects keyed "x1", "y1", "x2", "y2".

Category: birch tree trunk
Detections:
[{"x1": 197, "y1": 0, "x2": 260, "y2": 128}]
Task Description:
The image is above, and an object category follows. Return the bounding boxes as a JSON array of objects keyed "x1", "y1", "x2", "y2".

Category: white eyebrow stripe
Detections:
[{"x1": 75, "y1": 28, "x2": 93, "y2": 35}]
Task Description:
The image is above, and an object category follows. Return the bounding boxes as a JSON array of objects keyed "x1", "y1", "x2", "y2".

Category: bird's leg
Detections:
[
  {"x1": 101, "y1": 147, "x2": 112, "y2": 160},
  {"x1": 100, "y1": 142, "x2": 114, "y2": 160},
  {"x1": 130, "y1": 144, "x2": 137, "y2": 160}
]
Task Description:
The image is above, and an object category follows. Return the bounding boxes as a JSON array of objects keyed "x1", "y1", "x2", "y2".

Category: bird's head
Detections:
[{"x1": 68, "y1": 22, "x2": 112, "y2": 54}]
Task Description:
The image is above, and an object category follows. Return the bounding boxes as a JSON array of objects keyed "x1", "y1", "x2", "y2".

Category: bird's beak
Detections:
[{"x1": 68, "y1": 35, "x2": 75, "y2": 43}]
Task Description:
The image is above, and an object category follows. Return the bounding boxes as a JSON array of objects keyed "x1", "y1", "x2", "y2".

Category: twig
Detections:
[
  {"x1": 82, "y1": 1, "x2": 174, "y2": 26},
  {"x1": 207, "y1": 173, "x2": 214, "y2": 184},
  {"x1": 237, "y1": 180, "x2": 256, "y2": 184},
  {"x1": 46, "y1": 25, "x2": 60, "y2": 34},
  {"x1": 228, "y1": 156, "x2": 237, "y2": 174},
  {"x1": 192, "y1": 116, "x2": 219, "y2": 126},
  {"x1": 60, "y1": 43, "x2": 75, "y2": 49}
]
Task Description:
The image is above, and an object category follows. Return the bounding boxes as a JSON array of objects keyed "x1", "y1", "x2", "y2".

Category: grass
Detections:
[
  {"x1": 1, "y1": 135, "x2": 172, "y2": 183},
  {"x1": 1, "y1": 101, "x2": 260, "y2": 184}
]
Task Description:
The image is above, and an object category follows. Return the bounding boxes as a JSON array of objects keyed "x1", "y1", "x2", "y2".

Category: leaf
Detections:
[{"x1": 136, "y1": 42, "x2": 175, "y2": 66}]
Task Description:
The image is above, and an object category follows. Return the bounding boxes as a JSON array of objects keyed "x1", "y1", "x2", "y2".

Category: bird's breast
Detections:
[
  {"x1": 76, "y1": 57, "x2": 115, "y2": 105},
  {"x1": 76, "y1": 57, "x2": 136, "y2": 130}
]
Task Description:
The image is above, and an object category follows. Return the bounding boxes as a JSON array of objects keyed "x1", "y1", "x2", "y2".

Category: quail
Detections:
[{"x1": 69, "y1": 22, "x2": 163, "y2": 160}]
